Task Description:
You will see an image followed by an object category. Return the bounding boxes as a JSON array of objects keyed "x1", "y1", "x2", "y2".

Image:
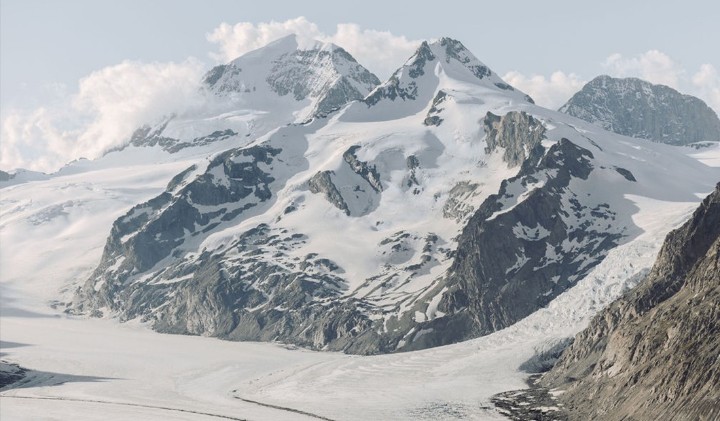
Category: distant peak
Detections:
[{"x1": 561, "y1": 73, "x2": 720, "y2": 145}]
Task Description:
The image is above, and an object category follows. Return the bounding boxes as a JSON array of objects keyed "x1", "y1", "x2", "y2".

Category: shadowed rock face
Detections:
[
  {"x1": 561, "y1": 75, "x2": 720, "y2": 145},
  {"x1": 540, "y1": 183, "x2": 720, "y2": 421},
  {"x1": 395, "y1": 137, "x2": 631, "y2": 351}
]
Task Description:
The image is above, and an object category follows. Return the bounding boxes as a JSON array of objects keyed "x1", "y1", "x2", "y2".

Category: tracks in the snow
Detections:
[{"x1": 1, "y1": 394, "x2": 337, "y2": 420}]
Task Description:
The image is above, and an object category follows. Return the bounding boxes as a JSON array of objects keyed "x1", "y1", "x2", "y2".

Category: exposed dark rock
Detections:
[
  {"x1": 613, "y1": 166, "x2": 636, "y2": 182},
  {"x1": 365, "y1": 75, "x2": 420, "y2": 106},
  {"x1": 492, "y1": 375, "x2": 570, "y2": 421},
  {"x1": 0, "y1": 361, "x2": 27, "y2": 389},
  {"x1": 439, "y1": 37, "x2": 491, "y2": 79},
  {"x1": 442, "y1": 181, "x2": 480, "y2": 221},
  {"x1": 203, "y1": 36, "x2": 380, "y2": 119},
  {"x1": 75, "y1": 144, "x2": 284, "y2": 311},
  {"x1": 424, "y1": 90, "x2": 447, "y2": 126},
  {"x1": 265, "y1": 48, "x2": 380, "y2": 116},
  {"x1": 342, "y1": 145, "x2": 383, "y2": 192},
  {"x1": 203, "y1": 64, "x2": 242, "y2": 89},
  {"x1": 405, "y1": 155, "x2": 420, "y2": 188},
  {"x1": 308, "y1": 171, "x2": 350, "y2": 215},
  {"x1": 494, "y1": 82, "x2": 514, "y2": 91}
]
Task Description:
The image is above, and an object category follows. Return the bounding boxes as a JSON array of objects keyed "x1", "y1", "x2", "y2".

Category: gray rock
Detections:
[
  {"x1": 265, "y1": 48, "x2": 380, "y2": 116},
  {"x1": 423, "y1": 90, "x2": 447, "y2": 126},
  {"x1": 75, "y1": 143, "x2": 285, "y2": 312},
  {"x1": 484, "y1": 111, "x2": 546, "y2": 167},
  {"x1": 308, "y1": 171, "x2": 351, "y2": 215},
  {"x1": 442, "y1": 181, "x2": 480, "y2": 221},
  {"x1": 561, "y1": 75, "x2": 720, "y2": 145},
  {"x1": 207, "y1": 36, "x2": 380, "y2": 119},
  {"x1": 0, "y1": 170, "x2": 12, "y2": 182},
  {"x1": 307, "y1": 145, "x2": 383, "y2": 216},
  {"x1": 540, "y1": 183, "x2": 720, "y2": 420},
  {"x1": 0, "y1": 361, "x2": 27, "y2": 389},
  {"x1": 342, "y1": 145, "x2": 383, "y2": 193}
]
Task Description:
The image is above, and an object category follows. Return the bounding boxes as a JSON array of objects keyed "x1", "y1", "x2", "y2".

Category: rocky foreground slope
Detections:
[
  {"x1": 535, "y1": 184, "x2": 720, "y2": 420},
  {"x1": 560, "y1": 75, "x2": 720, "y2": 145}
]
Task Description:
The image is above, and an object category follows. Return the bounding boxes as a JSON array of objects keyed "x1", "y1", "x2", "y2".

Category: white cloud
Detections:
[
  {"x1": 1, "y1": 60, "x2": 204, "y2": 172},
  {"x1": 206, "y1": 16, "x2": 419, "y2": 80},
  {"x1": 692, "y1": 64, "x2": 720, "y2": 114},
  {"x1": 602, "y1": 50, "x2": 683, "y2": 88},
  {"x1": 502, "y1": 71, "x2": 587, "y2": 110},
  {"x1": 207, "y1": 17, "x2": 323, "y2": 63}
]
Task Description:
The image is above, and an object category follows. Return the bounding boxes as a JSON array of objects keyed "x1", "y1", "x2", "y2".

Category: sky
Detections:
[{"x1": 1, "y1": 0, "x2": 719, "y2": 171}]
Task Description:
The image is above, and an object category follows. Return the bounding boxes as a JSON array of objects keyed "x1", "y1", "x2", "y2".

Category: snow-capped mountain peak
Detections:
[
  {"x1": 102, "y1": 34, "x2": 381, "y2": 160},
  {"x1": 365, "y1": 37, "x2": 533, "y2": 117},
  {"x1": 204, "y1": 33, "x2": 381, "y2": 119}
]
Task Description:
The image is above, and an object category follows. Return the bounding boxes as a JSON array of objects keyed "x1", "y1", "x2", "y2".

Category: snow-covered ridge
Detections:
[
  {"x1": 57, "y1": 36, "x2": 719, "y2": 356},
  {"x1": 205, "y1": 34, "x2": 380, "y2": 119}
]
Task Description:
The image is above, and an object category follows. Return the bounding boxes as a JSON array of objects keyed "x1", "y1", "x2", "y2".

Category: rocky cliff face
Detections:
[
  {"x1": 561, "y1": 75, "x2": 720, "y2": 145},
  {"x1": 540, "y1": 183, "x2": 720, "y2": 420}
]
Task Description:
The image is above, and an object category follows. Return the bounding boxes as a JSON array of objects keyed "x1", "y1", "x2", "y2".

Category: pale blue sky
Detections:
[{"x1": 2, "y1": 0, "x2": 718, "y2": 109}]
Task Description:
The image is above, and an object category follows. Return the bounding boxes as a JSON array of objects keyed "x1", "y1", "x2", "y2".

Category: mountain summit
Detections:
[
  {"x1": 116, "y1": 34, "x2": 381, "y2": 157},
  {"x1": 365, "y1": 37, "x2": 533, "y2": 109},
  {"x1": 204, "y1": 34, "x2": 381, "y2": 119},
  {"x1": 560, "y1": 75, "x2": 720, "y2": 145}
]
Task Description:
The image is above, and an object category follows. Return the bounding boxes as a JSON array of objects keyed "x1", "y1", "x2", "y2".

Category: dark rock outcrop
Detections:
[
  {"x1": 307, "y1": 145, "x2": 383, "y2": 217},
  {"x1": 308, "y1": 171, "x2": 351, "y2": 215}
]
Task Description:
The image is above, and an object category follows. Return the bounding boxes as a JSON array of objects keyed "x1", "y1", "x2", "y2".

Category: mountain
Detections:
[
  {"x1": 560, "y1": 75, "x2": 720, "y2": 145},
  {"x1": 204, "y1": 34, "x2": 381, "y2": 119},
  {"x1": 0, "y1": 36, "x2": 379, "y2": 313},
  {"x1": 538, "y1": 183, "x2": 720, "y2": 420},
  {"x1": 70, "y1": 36, "x2": 718, "y2": 355},
  {"x1": 118, "y1": 34, "x2": 380, "y2": 156}
]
